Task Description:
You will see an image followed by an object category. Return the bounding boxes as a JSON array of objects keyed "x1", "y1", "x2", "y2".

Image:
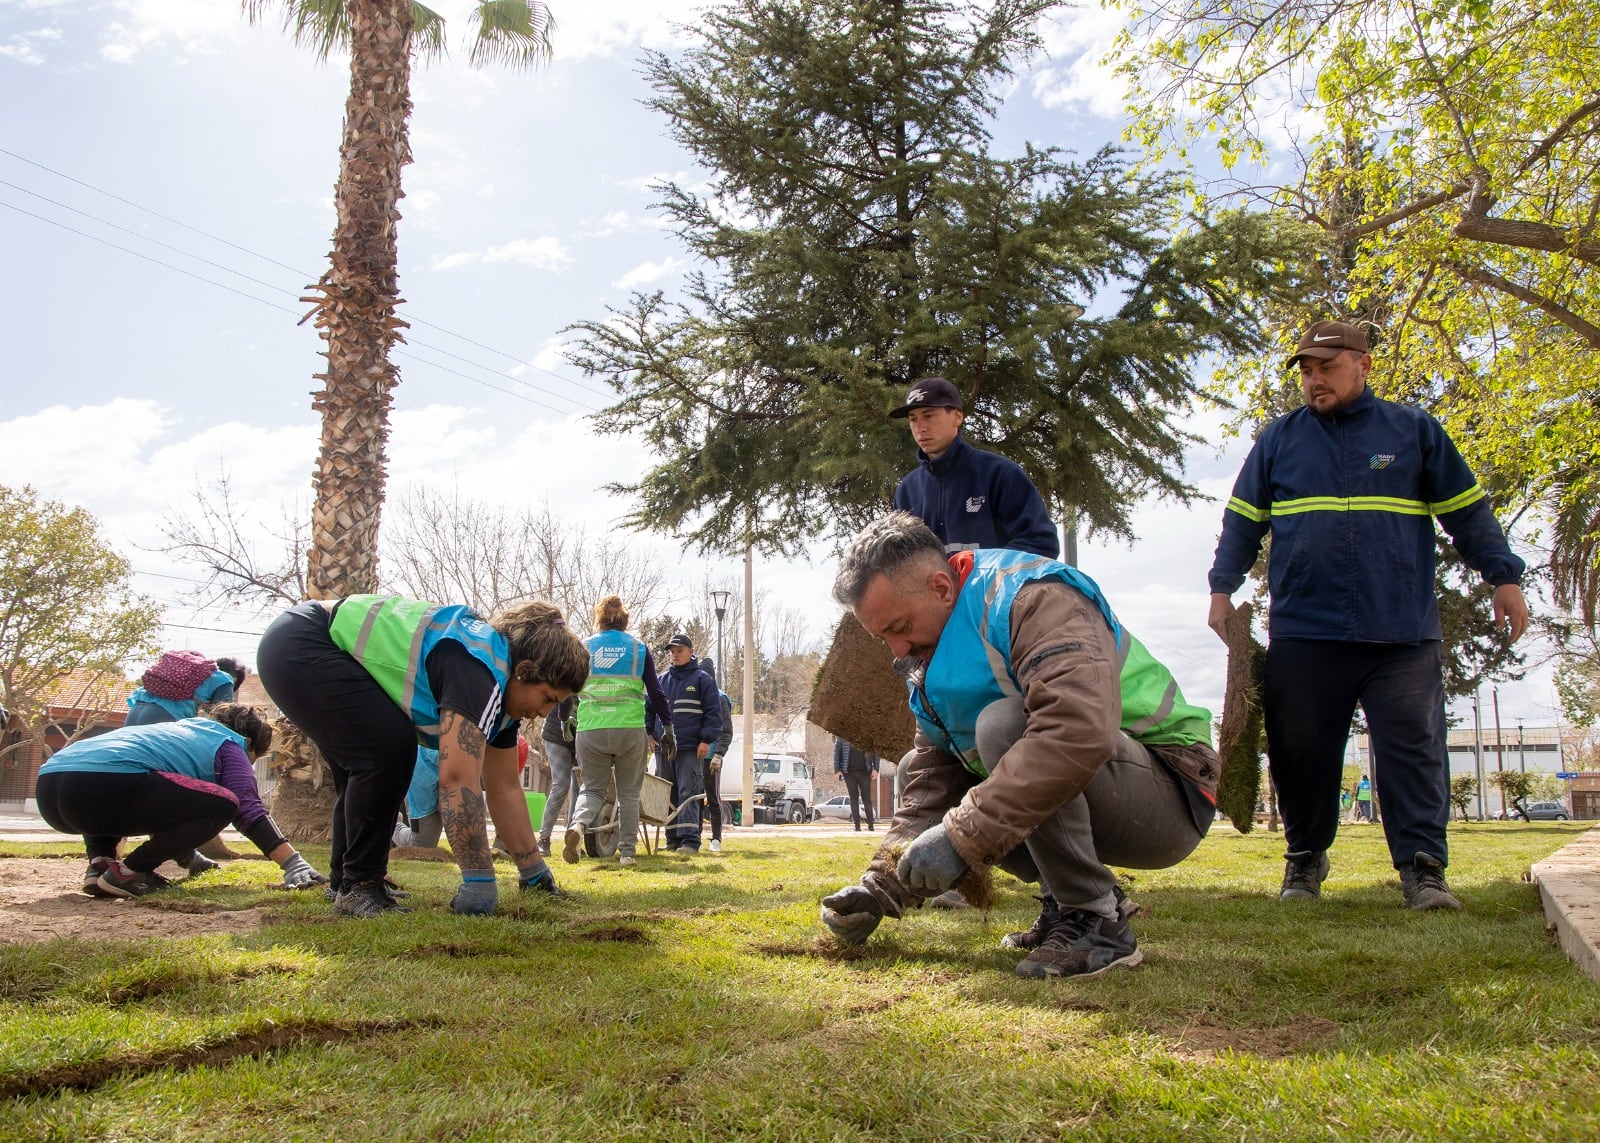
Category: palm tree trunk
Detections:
[{"x1": 301, "y1": 0, "x2": 414, "y2": 600}]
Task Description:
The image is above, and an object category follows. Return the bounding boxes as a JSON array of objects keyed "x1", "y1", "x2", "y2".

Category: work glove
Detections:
[
  {"x1": 709, "y1": 755, "x2": 722, "y2": 774},
  {"x1": 660, "y1": 726, "x2": 677, "y2": 757},
  {"x1": 820, "y1": 884, "x2": 885, "y2": 945},
  {"x1": 279, "y1": 853, "x2": 328, "y2": 890},
  {"x1": 450, "y1": 869, "x2": 499, "y2": 915},
  {"x1": 518, "y1": 862, "x2": 564, "y2": 898},
  {"x1": 896, "y1": 823, "x2": 969, "y2": 897}
]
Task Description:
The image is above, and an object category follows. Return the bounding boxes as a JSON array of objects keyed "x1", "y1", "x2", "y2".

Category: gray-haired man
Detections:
[{"x1": 819, "y1": 512, "x2": 1219, "y2": 979}]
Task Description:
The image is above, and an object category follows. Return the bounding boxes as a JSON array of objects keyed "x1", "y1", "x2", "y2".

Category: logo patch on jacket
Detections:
[
  {"x1": 1369, "y1": 454, "x2": 1395, "y2": 469},
  {"x1": 592, "y1": 647, "x2": 626, "y2": 668},
  {"x1": 965, "y1": 496, "x2": 986, "y2": 512}
]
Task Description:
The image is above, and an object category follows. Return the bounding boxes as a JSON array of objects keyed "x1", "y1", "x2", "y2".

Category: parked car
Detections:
[
  {"x1": 812, "y1": 795, "x2": 854, "y2": 822},
  {"x1": 1524, "y1": 800, "x2": 1570, "y2": 821}
]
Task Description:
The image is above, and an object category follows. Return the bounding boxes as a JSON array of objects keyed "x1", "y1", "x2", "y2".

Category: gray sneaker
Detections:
[
  {"x1": 1015, "y1": 908, "x2": 1143, "y2": 979},
  {"x1": 333, "y1": 880, "x2": 409, "y2": 918},
  {"x1": 96, "y1": 862, "x2": 174, "y2": 899},
  {"x1": 82, "y1": 856, "x2": 116, "y2": 897},
  {"x1": 1280, "y1": 850, "x2": 1330, "y2": 900},
  {"x1": 1399, "y1": 852, "x2": 1461, "y2": 910}
]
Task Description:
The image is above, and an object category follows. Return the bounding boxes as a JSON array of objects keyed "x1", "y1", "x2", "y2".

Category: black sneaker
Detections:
[
  {"x1": 1280, "y1": 850, "x2": 1330, "y2": 900},
  {"x1": 96, "y1": 862, "x2": 174, "y2": 899},
  {"x1": 1001, "y1": 895, "x2": 1060, "y2": 950},
  {"x1": 1015, "y1": 908, "x2": 1143, "y2": 979},
  {"x1": 186, "y1": 850, "x2": 221, "y2": 878},
  {"x1": 82, "y1": 856, "x2": 115, "y2": 897},
  {"x1": 333, "y1": 880, "x2": 410, "y2": 918},
  {"x1": 1399, "y1": 852, "x2": 1461, "y2": 911}
]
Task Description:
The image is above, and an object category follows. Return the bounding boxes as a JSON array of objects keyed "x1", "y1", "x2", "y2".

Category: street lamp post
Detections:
[{"x1": 710, "y1": 589, "x2": 731, "y2": 676}]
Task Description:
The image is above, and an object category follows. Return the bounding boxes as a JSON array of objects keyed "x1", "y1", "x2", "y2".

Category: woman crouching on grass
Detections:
[
  {"x1": 35, "y1": 704, "x2": 326, "y2": 898},
  {"x1": 256, "y1": 596, "x2": 589, "y2": 918}
]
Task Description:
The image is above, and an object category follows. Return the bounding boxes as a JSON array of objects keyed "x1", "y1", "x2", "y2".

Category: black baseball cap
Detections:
[
  {"x1": 666, "y1": 633, "x2": 694, "y2": 649},
  {"x1": 889, "y1": 376, "x2": 964, "y2": 418},
  {"x1": 1288, "y1": 320, "x2": 1371, "y2": 366}
]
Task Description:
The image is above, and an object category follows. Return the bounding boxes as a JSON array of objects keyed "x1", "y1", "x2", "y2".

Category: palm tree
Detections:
[
  {"x1": 242, "y1": 0, "x2": 552, "y2": 842},
  {"x1": 243, "y1": 0, "x2": 554, "y2": 599}
]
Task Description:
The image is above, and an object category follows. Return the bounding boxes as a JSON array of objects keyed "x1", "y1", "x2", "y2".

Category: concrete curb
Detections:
[{"x1": 1529, "y1": 825, "x2": 1600, "y2": 984}]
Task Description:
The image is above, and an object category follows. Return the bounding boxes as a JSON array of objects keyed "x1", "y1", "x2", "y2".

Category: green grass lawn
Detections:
[{"x1": 2, "y1": 821, "x2": 1597, "y2": 1141}]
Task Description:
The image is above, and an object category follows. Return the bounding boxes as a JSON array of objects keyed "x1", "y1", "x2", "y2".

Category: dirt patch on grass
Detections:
[
  {"x1": 0, "y1": 858, "x2": 267, "y2": 945},
  {"x1": 1172, "y1": 1014, "x2": 1341, "y2": 1059},
  {"x1": 579, "y1": 925, "x2": 650, "y2": 943},
  {"x1": 0, "y1": 1016, "x2": 434, "y2": 1099}
]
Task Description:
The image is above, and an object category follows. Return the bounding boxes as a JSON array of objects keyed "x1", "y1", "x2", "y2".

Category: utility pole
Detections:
[
  {"x1": 1518, "y1": 719, "x2": 1526, "y2": 774},
  {"x1": 1472, "y1": 688, "x2": 1486, "y2": 820},
  {"x1": 740, "y1": 534, "x2": 755, "y2": 832},
  {"x1": 1493, "y1": 686, "x2": 1505, "y2": 817}
]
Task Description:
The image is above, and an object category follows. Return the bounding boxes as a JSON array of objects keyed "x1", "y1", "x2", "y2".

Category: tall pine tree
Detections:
[{"x1": 568, "y1": 0, "x2": 1317, "y2": 555}]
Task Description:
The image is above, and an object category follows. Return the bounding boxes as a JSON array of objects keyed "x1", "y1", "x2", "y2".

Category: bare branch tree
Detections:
[{"x1": 156, "y1": 473, "x2": 310, "y2": 610}]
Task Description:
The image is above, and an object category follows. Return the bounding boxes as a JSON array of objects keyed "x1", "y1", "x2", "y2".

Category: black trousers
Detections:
[
  {"x1": 701, "y1": 757, "x2": 722, "y2": 841},
  {"x1": 1265, "y1": 637, "x2": 1450, "y2": 868},
  {"x1": 257, "y1": 602, "x2": 418, "y2": 891},
  {"x1": 842, "y1": 770, "x2": 875, "y2": 830},
  {"x1": 36, "y1": 771, "x2": 235, "y2": 873}
]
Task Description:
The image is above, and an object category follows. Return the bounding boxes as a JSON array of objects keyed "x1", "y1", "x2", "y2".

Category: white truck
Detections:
[{"x1": 714, "y1": 739, "x2": 815, "y2": 825}]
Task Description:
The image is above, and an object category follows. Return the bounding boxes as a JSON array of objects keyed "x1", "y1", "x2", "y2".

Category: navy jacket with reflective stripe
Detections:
[{"x1": 1208, "y1": 387, "x2": 1524, "y2": 643}]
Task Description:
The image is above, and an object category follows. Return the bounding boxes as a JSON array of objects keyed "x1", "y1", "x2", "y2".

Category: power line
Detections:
[
  {"x1": 1, "y1": 195, "x2": 599, "y2": 415},
  {"x1": 0, "y1": 145, "x2": 615, "y2": 401}
]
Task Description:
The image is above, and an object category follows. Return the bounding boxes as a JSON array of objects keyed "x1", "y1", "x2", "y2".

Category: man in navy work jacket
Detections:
[
  {"x1": 651, "y1": 633, "x2": 723, "y2": 855},
  {"x1": 1206, "y1": 319, "x2": 1529, "y2": 911},
  {"x1": 890, "y1": 377, "x2": 1059, "y2": 559}
]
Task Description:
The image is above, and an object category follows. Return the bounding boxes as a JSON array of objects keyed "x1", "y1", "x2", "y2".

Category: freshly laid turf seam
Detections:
[{"x1": 0, "y1": 1016, "x2": 439, "y2": 1099}]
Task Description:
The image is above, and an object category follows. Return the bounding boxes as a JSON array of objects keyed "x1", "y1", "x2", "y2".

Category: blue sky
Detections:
[{"x1": 0, "y1": 0, "x2": 1557, "y2": 731}]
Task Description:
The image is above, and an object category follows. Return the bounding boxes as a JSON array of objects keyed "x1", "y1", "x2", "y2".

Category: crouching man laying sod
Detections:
[{"x1": 820, "y1": 513, "x2": 1220, "y2": 979}]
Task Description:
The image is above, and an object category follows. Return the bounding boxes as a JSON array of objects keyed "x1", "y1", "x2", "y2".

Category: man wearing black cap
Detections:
[
  {"x1": 1207, "y1": 319, "x2": 1529, "y2": 911},
  {"x1": 890, "y1": 376, "x2": 1059, "y2": 559},
  {"x1": 652, "y1": 633, "x2": 723, "y2": 854}
]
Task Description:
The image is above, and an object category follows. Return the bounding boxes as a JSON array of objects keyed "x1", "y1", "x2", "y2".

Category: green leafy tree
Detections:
[
  {"x1": 242, "y1": 0, "x2": 553, "y2": 598},
  {"x1": 0, "y1": 486, "x2": 163, "y2": 763},
  {"x1": 1448, "y1": 773, "x2": 1477, "y2": 823},
  {"x1": 1489, "y1": 769, "x2": 1536, "y2": 819},
  {"x1": 1113, "y1": 0, "x2": 1600, "y2": 616},
  {"x1": 568, "y1": 0, "x2": 1318, "y2": 555}
]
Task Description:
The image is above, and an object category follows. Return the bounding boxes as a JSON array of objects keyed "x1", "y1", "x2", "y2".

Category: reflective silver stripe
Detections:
[
  {"x1": 1126, "y1": 679, "x2": 1177, "y2": 737},
  {"x1": 399, "y1": 607, "x2": 437, "y2": 720},
  {"x1": 976, "y1": 556, "x2": 1056, "y2": 699},
  {"x1": 1116, "y1": 630, "x2": 1131, "y2": 669},
  {"x1": 350, "y1": 594, "x2": 395, "y2": 658}
]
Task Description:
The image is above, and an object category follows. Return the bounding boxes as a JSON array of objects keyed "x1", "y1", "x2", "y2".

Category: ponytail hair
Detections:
[
  {"x1": 206, "y1": 703, "x2": 274, "y2": 756},
  {"x1": 492, "y1": 600, "x2": 590, "y2": 693},
  {"x1": 594, "y1": 595, "x2": 629, "y2": 631}
]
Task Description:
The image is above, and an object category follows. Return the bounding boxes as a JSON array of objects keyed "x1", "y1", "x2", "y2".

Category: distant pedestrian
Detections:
[
  {"x1": 653, "y1": 633, "x2": 723, "y2": 855},
  {"x1": 832, "y1": 737, "x2": 879, "y2": 831},
  {"x1": 698, "y1": 657, "x2": 733, "y2": 854}
]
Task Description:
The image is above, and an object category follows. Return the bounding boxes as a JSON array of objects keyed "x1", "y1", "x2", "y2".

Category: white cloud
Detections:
[
  {"x1": 99, "y1": 0, "x2": 247, "y2": 63},
  {"x1": 613, "y1": 256, "x2": 685, "y2": 290},
  {"x1": 1030, "y1": 4, "x2": 1131, "y2": 120},
  {"x1": 0, "y1": 26, "x2": 58, "y2": 65},
  {"x1": 429, "y1": 236, "x2": 573, "y2": 272}
]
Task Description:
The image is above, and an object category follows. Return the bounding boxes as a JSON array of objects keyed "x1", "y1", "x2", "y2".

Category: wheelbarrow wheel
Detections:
[{"x1": 585, "y1": 800, "x2": 621, "y2": 858}]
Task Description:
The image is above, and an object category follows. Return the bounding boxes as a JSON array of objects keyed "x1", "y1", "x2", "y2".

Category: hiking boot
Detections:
[
  {"x1": 334, "y1": 880, "x2": 409, "y2": 918},
  {"x1": 186, "y1": 850, "x2": 221, "y2": 878},
  {"x1": 82, "y1": 856, "x2": 115, "y2": 898},
  {"x1": 562, "y1": 823, "x2": 584, "y2": 864},
  {"x1": 96, "y1": 862, "x2": 173, "y2": 899},
  {"x1": 1280, "y1": 850, "x2": 1330, "y2": 900},
  {"x1": 1399, "y1": 852, "x2": 1461, "y2": 911},
  {"x1": 1002, "y1": 895, "x2": 1061, "y2": 950},
  {"x1": 1015, "y1": 908, "x2": 1143, "y2": 979}
]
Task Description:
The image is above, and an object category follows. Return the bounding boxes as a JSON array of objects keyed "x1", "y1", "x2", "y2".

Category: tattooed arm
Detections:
[
  {"x1": 482, "y1": 740, "x2": 540, "y2": 873},
  {"x1": 437, "y1": 710, "x2": 495, "y2": 872}
]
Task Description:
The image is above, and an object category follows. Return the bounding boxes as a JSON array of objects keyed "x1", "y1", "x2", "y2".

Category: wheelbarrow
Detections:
[{"x1": 584, "y1": 772, "x2": 707, "y2": 857}]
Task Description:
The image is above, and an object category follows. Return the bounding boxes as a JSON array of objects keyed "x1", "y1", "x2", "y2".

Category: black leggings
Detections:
[
  {"x1": 256, "y1": 602, "x2": 418, "y2": 891},
  {"x1": 36, "y1": 771, "x2": 235, "y2": 872}
]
